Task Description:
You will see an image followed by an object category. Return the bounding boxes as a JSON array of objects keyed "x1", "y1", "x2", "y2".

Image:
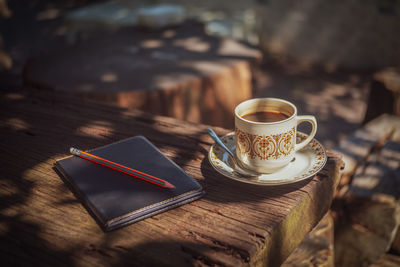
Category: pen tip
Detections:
[{"x1": 164, "y1": 181, "x2": 175, "y2": 189}]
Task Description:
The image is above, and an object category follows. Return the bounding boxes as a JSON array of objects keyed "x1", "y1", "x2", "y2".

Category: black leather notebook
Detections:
[{"x1": 54, "y1": 136, "x2": 204, "y2": 231}]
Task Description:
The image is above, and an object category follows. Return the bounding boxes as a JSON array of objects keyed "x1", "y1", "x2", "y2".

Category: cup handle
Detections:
[{"x1": 295, "y1": 115, "x2": 317, "y2": 152}]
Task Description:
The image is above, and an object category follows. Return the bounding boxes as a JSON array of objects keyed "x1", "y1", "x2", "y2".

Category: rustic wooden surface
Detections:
[
  {"x1": 332, "y1": 114, "x2": 400, "y2": 267},
  {"x1": 334, "y1": 113, "x2": 400, "y2": 194},
  {"x1": 23, "y1": 20, "x2": 261, "y2": 129},
  {"x1": 282, "y1": 213, "x2": 334, "y2": 267},
  {"x1": 392, "y1": 224, "x2": 400, "y2": 253},
  {"x1": 0, "y1": 91, "x2": 342, "y2": 267},
  {"x1": 370, "y1": 253, "x2": 400, "y2": 267}
]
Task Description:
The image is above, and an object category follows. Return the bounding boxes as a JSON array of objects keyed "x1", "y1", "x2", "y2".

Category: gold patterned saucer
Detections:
[{"x1": 208, "y1": 132, "x2": 327, "y2": 185}]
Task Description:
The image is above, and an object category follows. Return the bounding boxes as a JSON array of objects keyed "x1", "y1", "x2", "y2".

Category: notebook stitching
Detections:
[
  {"x1": 108, "y1": 193, "x2": 204, "y2": 230},
  {"x1": 106, "y1": 189, "x2": 200, "y2": 225}
]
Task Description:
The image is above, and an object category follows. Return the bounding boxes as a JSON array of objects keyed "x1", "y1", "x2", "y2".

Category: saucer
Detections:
[{"x1": 208, "y1": 132, "x2": 327, "y2": 185}]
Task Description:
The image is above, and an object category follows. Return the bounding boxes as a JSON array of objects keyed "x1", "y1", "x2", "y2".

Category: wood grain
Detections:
[
  {"x1": 332, "y1": 114, "x2": 400, "y2": 266},
  {"x1": 282, "y1": 213, "x2": 334, "y2": 267},
  {"x1": 0, "y1": 91, "x2": 342, "y2": 266}
]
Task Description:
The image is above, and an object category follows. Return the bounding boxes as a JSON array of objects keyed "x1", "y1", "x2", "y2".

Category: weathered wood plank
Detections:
[
  {"x1": 0, "y1": 91, "x2": 342, "y2": 266},
  {"x1": 334, "y1": 195, "x2": 400, "y2": 267},
  {"x1": 332, "y1": 114, "x2": 400, "y2": 267},
  {"x1": 370, "y1": 253, "x2": 400, "y2": 267},
  {"x1": 282, "y1": 213, "x2": 334, "y2": 267},
  {"x1": 334, "y1": 114, "x2": 400, "y2": 196}
]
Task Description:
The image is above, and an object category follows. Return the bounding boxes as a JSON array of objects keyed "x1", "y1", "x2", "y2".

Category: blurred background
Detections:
[
  {"x1": 1, "y1": 0, "x2": 400, "y2": 147},
  {"x1": 1, "y1": 0, "x2": 399, "y2": 266}
]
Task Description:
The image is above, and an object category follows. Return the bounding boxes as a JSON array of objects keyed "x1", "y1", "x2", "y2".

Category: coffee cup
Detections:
[{"x1": 234, "y1": 98, "x2": 317, "y2": 173}]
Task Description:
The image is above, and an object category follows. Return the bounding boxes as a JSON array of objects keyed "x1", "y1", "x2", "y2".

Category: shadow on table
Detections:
[
  {"x1": 0, "y1": 89, "x2": 237, "y2": 264},
  {"x1": 199, "y1": 155, "x2": 313, "y2": 202},
  {"x1": 0, "y1": 77, "x2": 339, "y2": 267}
]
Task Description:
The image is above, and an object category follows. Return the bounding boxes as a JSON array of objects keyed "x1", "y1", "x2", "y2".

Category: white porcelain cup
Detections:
[{"x1": 234, "y1": 98, "x2": 317, "y2": 173}]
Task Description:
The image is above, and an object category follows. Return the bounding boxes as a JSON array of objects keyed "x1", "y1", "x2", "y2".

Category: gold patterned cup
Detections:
[{"x1": 234, "y1": 98, "x2": 317, "y2": 173}]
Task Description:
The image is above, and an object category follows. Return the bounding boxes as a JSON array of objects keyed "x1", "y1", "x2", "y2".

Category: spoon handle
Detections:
[
  {"x1": 206, "y1": 128, "x2": 235, "y2": 159},
  {"x1": 207, "y1": 128, "x2": 259, "y2": 178}
]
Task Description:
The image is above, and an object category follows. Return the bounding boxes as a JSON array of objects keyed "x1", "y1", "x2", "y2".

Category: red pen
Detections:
[{"x1": 70, "y1": 147, "x2": 175, "y2": 189}]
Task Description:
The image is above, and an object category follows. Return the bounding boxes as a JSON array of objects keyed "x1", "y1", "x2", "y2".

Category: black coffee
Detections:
[{"x1": 242, "y1": 111, "x2": 289, "y2": 122}]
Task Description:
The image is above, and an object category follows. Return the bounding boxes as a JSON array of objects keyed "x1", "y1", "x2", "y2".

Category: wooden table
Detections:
[{"x1": 0, "y1": 92, "x2": 342, "y2": 266}]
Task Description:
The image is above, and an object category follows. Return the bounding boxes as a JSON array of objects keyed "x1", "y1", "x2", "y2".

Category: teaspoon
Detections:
[{"x1": 207, "y1": 128, "x2": 259, "y2": 178}]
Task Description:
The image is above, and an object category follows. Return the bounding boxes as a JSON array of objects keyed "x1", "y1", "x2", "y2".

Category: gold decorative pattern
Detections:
[
  {"x1": 278, "y1": 131, "x2": 295, "y2": 156},
  {"x1": 208, "y1": 132, "x2": 327, "y2": 186},
  {"x1": 236, "y1": 129, "x2": 251, "y2": 154},
  {"x1": 235, "y1": 127, "x2": 295, "y2": 160},
  {"x1": 253, "y1": 135, "x2": 276, "y2": 160}
]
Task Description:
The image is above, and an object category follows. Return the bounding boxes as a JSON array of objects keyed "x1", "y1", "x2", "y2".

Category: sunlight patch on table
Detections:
[
  {"x1": 4, "y1": 93, "x2": 25, "y2": 100},
  {"x1": 101, "y1": 72, "x2": 119, "y2": 83},
  {"x1": 76, "y1": 121, "x2": 114, "y2": 139},
  {"x1": 4, "y1": 118, "x2": 31, "y2": 131}
]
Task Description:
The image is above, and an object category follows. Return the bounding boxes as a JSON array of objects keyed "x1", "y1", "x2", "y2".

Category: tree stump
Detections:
[{"x1": 23, "y1": 20, "x2": 261, "y2": 129}]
